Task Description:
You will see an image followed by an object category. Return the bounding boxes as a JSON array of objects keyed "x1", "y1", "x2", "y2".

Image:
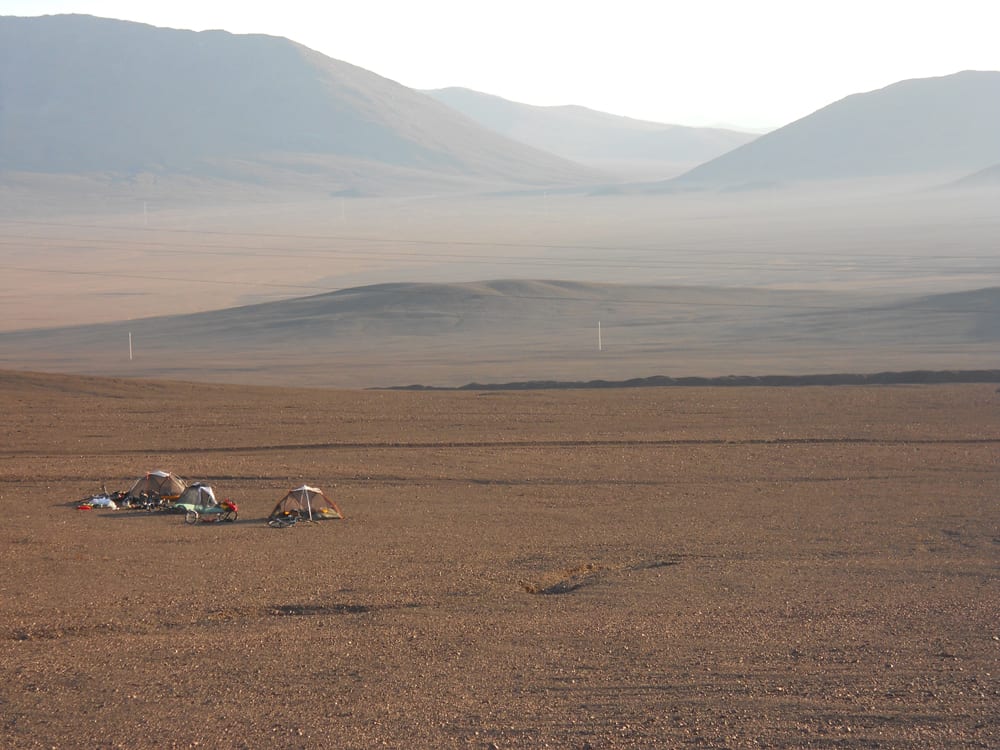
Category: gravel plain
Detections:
[{"x1": 1, "y1": 372, "x2": 998, "y2": 748}]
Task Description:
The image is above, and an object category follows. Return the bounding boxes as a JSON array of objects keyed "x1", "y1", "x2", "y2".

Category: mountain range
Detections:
[
  {"x1": 658, "y1": 70, "x2": 1000, "y2": 190},
  {"x1": 424, "y1": 87, "x2": 756, "y2": 179},
  {"x1": 5, "y1": 15, "x2": 998, "y2": 198},
  {"x1": 0, "y1": 14, "x2": 596, "y2": 194}
]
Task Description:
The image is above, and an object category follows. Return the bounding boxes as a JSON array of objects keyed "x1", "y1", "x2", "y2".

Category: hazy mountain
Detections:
[
  {"x1": 655, "y1": 71, "x2": 1000, "y2": 190},
  {"x1": 425, "y1": 87, "x2": 757, "y2": 179},
  {"x1": 947, "y1": 163, "x2": 1000, "y2": 188},
  {"x1": 1, "y1": 280, "x2": 997, "y2": 387},
  {"x1": 0, "y1": 14, "x2": 599, "y2": 194}
]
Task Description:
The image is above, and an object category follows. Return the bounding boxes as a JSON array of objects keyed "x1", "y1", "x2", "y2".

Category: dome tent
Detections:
[
  {"x1": 125, "y1": 470, "x2": 186, "y2": 501},
  {"x1": 176, "y1": 482, "x2": 237, "y2": 523},
  {"x1": 175, "y1": 482, "x2": 218, "y2": 511},
  {"x1": 268, "y1": 485, "x2": 343, "y2": 522}
]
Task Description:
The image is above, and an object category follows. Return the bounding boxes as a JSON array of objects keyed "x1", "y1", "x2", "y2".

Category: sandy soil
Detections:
[{"x1": 1, "y1": 372, "x2": 998, "y2": 748}]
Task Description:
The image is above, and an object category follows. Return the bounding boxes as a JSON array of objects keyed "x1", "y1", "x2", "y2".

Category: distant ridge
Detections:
[
  {"x1": 947, "y1": 163, "x2": 1000, "y2": 189},
  {"x1": 0, "y1": 14, "x2": 598, "y2": 194},
  {"x1": 392, "y1": 370, "x2": 1000, "y2": 391},
  {"x1": 651, "y1": 71, "x2": 1000, "y2": 190},
  {"x1": 0, "y1": 281, "x2": 998, "y2": 388},
  {"x1": 426, "y1": 87, "x2": 756, "y2": 179}
]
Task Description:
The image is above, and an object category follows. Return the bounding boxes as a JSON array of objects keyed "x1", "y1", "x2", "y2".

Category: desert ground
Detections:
[{"x1": 1, "y1": 371, "x2": 997, "y2": 748}]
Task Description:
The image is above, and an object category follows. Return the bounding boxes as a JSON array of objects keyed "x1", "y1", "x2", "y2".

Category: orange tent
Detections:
[
  {"x1": 268, "y1": 485, "x2": 343, "y2": 521},
  {"x1": 125, "y1": 470, "x2": 186, "y2": 500}
]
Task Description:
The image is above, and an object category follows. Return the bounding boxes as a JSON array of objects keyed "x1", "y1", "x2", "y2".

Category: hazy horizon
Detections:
[{"x1": 2, "y1": 12, "x2": 999, "y2": 388}]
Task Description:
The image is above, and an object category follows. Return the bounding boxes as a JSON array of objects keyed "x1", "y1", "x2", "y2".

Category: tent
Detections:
[
  {"x1": 174, "y1": 482, "x2": 218, "y2": 511},
  {"x1": 175, "y1": 482, "x2": 237, "y2": 522},
  {"x1": 125, "y1": 470, "x2": 186, "y2": 500},
  {"x1": 268, "y1": 485, "x2": 343, "y2": 521}
]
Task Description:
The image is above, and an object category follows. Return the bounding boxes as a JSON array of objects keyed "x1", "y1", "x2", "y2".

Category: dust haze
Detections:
[
  {"x1": 2, "y1": 177, "x2": 998, "y2": 387},
  {"x1": 3, "y1": 17, "x2": 999, "y2": 389}
]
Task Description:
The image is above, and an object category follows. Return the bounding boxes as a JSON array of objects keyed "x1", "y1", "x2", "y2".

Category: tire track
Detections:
[{"x1": 4, "y1": 435, "x2": 1000, "y2": 458}]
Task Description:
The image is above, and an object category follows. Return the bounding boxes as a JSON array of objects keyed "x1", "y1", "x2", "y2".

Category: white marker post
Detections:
[
  {"x1": 598, "y1": 321, "x2": 602, "y2": 352},
  {"x1": 129, "y1": 331, "x2": 133, "y2": 361}
]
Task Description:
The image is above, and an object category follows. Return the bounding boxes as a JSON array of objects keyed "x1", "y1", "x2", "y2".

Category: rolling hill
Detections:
[
  {"x1": 0, "y1": 14, "x2": 599, "y2": 195},
  {"x1": 1, "y1": 280, "x2": 997, "y2": 388},
  {"x1": 654, "y1": 71, "x2": 1000, "y2": 190},
  {"x1": 425, "y1": 87, "x2": 757, "y2": 179}
]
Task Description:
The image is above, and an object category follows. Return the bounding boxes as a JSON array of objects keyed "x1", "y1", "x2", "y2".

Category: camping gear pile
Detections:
[
  {"x1": 77, "y1": 470, "x2": 187, "y2": 512},
  {"x1": 77, "y1": 472, "x2": 343, "y2": 527},
  {"x1": 76, "y1": 490, "x2": 126, "y2": 510}
]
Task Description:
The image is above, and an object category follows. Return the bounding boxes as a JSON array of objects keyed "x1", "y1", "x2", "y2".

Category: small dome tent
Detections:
[
  {"x1": 268, "y1": 485, "x2": 343, "y2": 521},
  {"x1": 176, "y1": 483, "x2": 218, "y2": 510},
  {"x1": 176, "y1": 482, "x2": 238, "y2": 523},
  {"x1": 126, "y1": 470, "x2": 186, "y2": 500}
]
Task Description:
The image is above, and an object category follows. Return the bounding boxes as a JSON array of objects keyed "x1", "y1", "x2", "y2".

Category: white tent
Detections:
[
  {"x1": 175, "y1": 483, "x2": 218, "y2": 510},
  {"x1": 176, "y1": 483, "x2": 238, "y2": 523}
]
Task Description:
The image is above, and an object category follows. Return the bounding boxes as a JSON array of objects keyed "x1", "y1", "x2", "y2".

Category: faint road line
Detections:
[{"x1": 5, "y1": 436, "x2": 1000, "y2": 458}]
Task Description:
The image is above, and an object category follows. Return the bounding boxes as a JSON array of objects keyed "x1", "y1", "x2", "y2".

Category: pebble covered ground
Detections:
[{"x1": 1, "y1": 372, "x2": 998, "y2": 748}]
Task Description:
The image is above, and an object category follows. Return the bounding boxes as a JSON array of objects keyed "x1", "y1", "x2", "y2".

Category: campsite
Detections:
[
  {"x1": 1, "y1": 370, "x2": 997, "y2": 749},
  {"x1": 78, "y1": 472, "x2": 342, "y2": 526}
]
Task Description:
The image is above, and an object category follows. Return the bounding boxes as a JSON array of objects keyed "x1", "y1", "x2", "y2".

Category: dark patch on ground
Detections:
[{"x1": 388, "y1": 369, "x2": 1000, "y2": 391}]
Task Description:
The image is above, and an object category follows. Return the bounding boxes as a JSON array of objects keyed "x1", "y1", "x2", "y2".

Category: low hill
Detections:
[
  {"x1": 1, "y1": 280, "x2": 997, "y2": 388},
  {"x1": 0, "y1": 15, "x2": 598, "y2": 195},
  {"x1": 426, "y1": 87, "x2": 756, "y2": 179},
  {"x1": 654, "y1": 71, "x2": 1000, "y2": 190}
]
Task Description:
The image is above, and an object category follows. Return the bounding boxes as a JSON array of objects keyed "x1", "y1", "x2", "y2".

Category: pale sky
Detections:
[{"x1": 3, "y1": 0, "x2": 1000, "y2": 130}]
